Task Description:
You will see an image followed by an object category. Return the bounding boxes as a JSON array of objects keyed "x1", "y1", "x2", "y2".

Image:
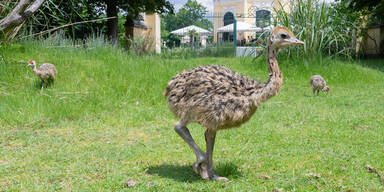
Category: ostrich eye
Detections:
[{"x1": 280, "y1": 34, "x2": 288, "y2": 39}]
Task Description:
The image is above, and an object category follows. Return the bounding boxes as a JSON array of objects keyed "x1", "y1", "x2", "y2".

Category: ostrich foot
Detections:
[
  {"x1": 196, "y1": 163, "x2": 229, "y2": 181},
  {"x1": 198, "y1": 163, "x2": 210, "y2": 179},
  {"x1": 193, "y1": 154, "x2": 207, "y2": 174},
  {"x1": 208, "y1": 168, "x2": 229, "y2": 181},
  {"x1": 210, "y1": 175, "x2": 229, "y2": 181}
]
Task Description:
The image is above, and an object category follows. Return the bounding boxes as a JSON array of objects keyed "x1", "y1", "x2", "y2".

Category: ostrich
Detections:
[
  {"x1": 164, "y1": 26, "x2": 304, "y2": 181},
  {"x1": 27, "y1": 60, "x2": 57, "y2": 90},
  {"x1": 310, "y1": 75, "x2": 329, "y2": 96}
]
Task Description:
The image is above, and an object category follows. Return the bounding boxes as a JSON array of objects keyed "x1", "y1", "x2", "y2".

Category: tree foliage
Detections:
[
  {"x1": 86, "y1": 0, "x2": 174, "y2": 43},
  {"x1": 162, "y1": 0, "x2": 212, "y2": 48},
  {"x1": 340, "y1": 0, "x2": 384, "y2": 26},
  {"x1": 163, "y1": 0, "x2": 212, "y2": 32},
  {"x1": 22, "y1": 0, "x2": 102, "y2": 39},
  {"x1": 7, "y1": 0, "x2": 173, "y2": 44}
]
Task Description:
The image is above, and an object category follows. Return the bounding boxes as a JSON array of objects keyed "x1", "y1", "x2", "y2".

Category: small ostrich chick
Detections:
[
  {"x1": 27, "y1": 60, "x2": 57, "y2": 89},
  {"x1": 310, "y1": 75, "x2": 329, "y2": 96}
]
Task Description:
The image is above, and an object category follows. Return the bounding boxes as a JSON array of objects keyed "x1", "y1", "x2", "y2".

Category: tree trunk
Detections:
[
  {"x1": 106, "y1": 0, "x2": 118, "y2": 45},
  {"x1": 0, "y1": 0, "x2": 45, "y2": 40}
]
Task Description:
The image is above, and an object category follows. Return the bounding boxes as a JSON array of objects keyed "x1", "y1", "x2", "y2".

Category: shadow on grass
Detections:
[
  {"x1": 355, "y1": 58, "x2": 384, "y2": 72},
  {"x1": 146, "y1": 162, "x2": 241, "y2": 182},
  {"x1": 33, "y1": 79, "x2": 55, "y2": 89}
]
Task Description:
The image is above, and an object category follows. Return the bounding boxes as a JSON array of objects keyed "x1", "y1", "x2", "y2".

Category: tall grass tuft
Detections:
[
  {"x1": 273, "y1": 0, "x2": 361, "y2": 58},
  {"x1": 126, "y1": 35, "x2": 155, "y2": 55}
]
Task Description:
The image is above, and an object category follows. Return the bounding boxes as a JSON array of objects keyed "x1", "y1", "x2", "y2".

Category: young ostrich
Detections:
[
  {"x1": 310, "y1": 75, "x2": 329, "y2": 96},
  {"x1": 164, "y1": 26, "x2": 304, "y2": 181},
  {"x1": 27, "y1": 60, "x2": 57, "y2": 89}
]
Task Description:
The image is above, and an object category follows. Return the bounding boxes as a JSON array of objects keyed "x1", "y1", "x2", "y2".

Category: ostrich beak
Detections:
[{"x1": 286, "y1": 37, "x2": 304, "y2": 45}]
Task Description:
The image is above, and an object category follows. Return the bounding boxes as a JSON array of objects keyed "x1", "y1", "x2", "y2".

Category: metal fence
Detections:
[{"x1": 165, "y1": 5, "x2": 274, "y2": 57}]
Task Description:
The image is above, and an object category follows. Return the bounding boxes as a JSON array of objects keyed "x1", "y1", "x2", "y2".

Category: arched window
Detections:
[
  {"x1": 223, "y1": 12, "x2": 234, "y2": 26},
  {"x1": 256, "y1": 10, "x2": 271, "y2": 27},
  {"x1": 222, "y1": 12, "x2": 235, "y2": 42}
]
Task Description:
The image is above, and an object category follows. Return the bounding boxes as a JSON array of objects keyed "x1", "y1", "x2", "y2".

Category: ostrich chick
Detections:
[
  {"x1": 164, "y1": 26, "x2": 304, "y2": 181},
  {"x1": 27, "y1": 60, "x2": 57, "y2": 89},
  {"x1": 310, "y1": 75, "x2": 329, "y2": 96}
]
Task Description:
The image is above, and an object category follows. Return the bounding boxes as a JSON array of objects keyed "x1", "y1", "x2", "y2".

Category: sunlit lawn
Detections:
[{"x1": 0, "y1": 43, "x2": 383, "y2": 191}]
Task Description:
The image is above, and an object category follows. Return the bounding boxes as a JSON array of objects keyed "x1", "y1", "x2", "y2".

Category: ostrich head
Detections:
[
  {"x1": 322, "y1": 86, "x2": 330, "y2": 93},
  {"x1": 270, "y1": 26, "x2": 304, "y2": 49},
  {"x1": 27, "y1": 60, "x2": 36, "y2": 67}
]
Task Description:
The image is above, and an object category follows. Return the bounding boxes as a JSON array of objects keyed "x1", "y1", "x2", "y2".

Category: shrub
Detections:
[{"x1": 273, "y1": 0, "x2": 362, "y2": 58}]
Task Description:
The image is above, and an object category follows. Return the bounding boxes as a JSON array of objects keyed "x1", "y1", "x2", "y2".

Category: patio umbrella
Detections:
[{"x1": 170, "y1": 25, "x2": 212, "y2": 36}]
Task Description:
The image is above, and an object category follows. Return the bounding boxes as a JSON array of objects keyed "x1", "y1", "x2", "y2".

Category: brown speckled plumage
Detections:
[
  {"x1": 165, "y1": 65, "x2": 268, "y2": 130},
  {"x1": 164, "y1": 26, "x2": 304, "y2": 181},
  {"x1": 310, "y1": 75, "x2": 329, "y2": 96}
]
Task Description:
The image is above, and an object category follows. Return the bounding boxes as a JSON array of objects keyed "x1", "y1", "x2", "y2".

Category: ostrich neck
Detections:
[
  {"x1": 32, "y1": 65, "x2": 40, "y2": 75},
  {"x1": 257, "y1": 37, "x2": 283, "y2": 103}
]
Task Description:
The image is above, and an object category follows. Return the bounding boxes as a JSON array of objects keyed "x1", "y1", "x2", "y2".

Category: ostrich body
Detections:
[
  {"x1": 28, "y1": 60, "x2": 57, "y2": 90},
  {"x1": 164, "y1": 27, "x2": 304, "y2": 181},
  {"x1": 310, "y1": 75, "x2": 329, "y2": 96}
]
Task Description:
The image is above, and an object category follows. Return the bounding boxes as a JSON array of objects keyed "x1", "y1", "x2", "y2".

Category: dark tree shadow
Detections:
[
  {"x1": 146, "y1": 162, "x2": 242, "y2": 182},
  {"x1": 355, "y1": 58, "x2": 384, "y2": 72}
]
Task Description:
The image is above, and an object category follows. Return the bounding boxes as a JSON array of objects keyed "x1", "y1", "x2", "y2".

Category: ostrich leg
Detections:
[
  {"x1": 174, "y1": 122, "x2": 208, "y2": 178},
  {"x1": 41, "y1": 80, "x2": 45, "y2": 91},
  {"x1": 205, "y1": 130, "x2": 229, "y2": 181}
]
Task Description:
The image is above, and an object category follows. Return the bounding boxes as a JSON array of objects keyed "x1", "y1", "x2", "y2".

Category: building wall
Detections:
[
  {"x1": 145, "y1": 14, "x2": 161, "y2": 54},
  {"x1": 213, "y1": 0, "x2": 289, "y2": 43},
  {"x1": 213, "y1": 0, "x2": 247, "y2": 42},
  {"x1": 127, "y1": 13, "x2": 161, "y2": 54}
]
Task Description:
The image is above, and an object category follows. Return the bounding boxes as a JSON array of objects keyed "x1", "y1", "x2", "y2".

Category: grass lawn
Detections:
[{"x1": 0, "y1": 43, "x2": 383, "y2": 191}]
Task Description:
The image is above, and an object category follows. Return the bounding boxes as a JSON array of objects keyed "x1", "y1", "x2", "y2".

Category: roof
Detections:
[
  {"x1": 133, "y1": 20, "x2": 149, "y2": 29},
  {"x1": 170, "y1": 25, "x2": 212, "y2": 36}
]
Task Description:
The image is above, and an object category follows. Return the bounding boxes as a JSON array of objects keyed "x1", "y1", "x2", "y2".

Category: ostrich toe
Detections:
[{"x1": 193, "y1": 154, "x2": 207, "y2": 174}]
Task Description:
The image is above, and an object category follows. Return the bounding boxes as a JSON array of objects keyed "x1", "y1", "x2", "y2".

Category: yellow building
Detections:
[
  {"x1": 125, "y1": 13, "x2": 161, "y2": 53},
  {"x1": 213, "y1": 0, "x2": 289, "y2": 43}
]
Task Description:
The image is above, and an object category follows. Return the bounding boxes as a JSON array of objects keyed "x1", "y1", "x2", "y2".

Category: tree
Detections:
[
  {"x1": 0, "y1": 0, "x2": 45, "y2": 41},
  {"x1": 187, "y1": 29, "x2": 199, "y2": 47},
  {"x1": 24, "y1": 0, "x2": 103, "y2": 40},
  {"x1": 1, "y1": 0, "x2": 173, "y2": 44},
  {"x1": 340, "y1": 0, "x2": 384, "y2": 25},
  {"x1": 164, "y1": 0, "x2": 212, "y2": 32},
  {"x1": 162, "y1": 0, "x2": 212, "y2": 48},
  {"x1": 87, "y1": 0, "x2": 174, "y2": 44}
]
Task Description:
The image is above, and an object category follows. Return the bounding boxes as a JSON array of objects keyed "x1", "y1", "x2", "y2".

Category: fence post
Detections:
[{"x1": 233, "y1": 19, "x2": 237, "y2": 46}]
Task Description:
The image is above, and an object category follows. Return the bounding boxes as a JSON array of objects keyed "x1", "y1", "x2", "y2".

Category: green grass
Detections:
[{"x1": 0, "y1": 43, "x2": 383, "y2": 191}]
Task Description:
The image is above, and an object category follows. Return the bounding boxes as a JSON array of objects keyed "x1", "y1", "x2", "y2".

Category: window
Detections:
[
  {"x1": 256, "y1": 10, "x2": 271, "y2": 27},
  {"x1": 223, "y1": 12, "x2": 234, "y2": 26}
]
